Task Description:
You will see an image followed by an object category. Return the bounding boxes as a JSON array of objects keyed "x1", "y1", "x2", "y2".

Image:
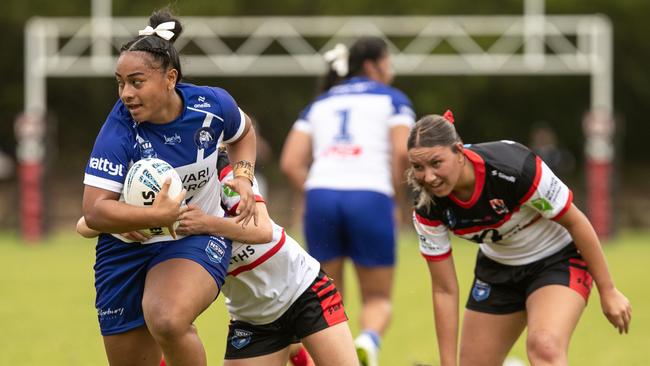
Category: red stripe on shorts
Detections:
[
  {"x1": 319, "y1": 291, "x2": 347, "y2": 326},
  {"x1": 311, "y1": 276, "x2": 329, "y2": 292},
  {"x1": 569, "y1": 258, "x2": 593, "y2": 301},
  {"x1": 317, "y1": 283, "x2": 336, "y2": 298}
]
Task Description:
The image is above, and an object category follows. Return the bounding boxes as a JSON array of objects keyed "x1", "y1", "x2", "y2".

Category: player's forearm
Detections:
[
  {"x1": 76, "y1": 217, "x2": 100, "y2": 238},
  {"x1": 565, "y1": 211, "x2": 616, "y2": 292},
  {"x1": 432, "y1": 291, "x2": 459, "y2": 366},
  {"x1": 201, "y1": 215, "x2": 273, "y2": 244},
  {"x1": 571, "y1": 225, "x2": 614, "y2": 293},
  {"x1": 390, "y1": 125, "x2": 410, "y2": 196},
  {"x1": 84, "y1": 199, "x2": 170, "y2": 233}
]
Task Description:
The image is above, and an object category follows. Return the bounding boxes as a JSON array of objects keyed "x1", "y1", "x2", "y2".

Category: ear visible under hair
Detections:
[
  {"x1": 167, "y1": 68, "x2": 178, "y2": 88},
  {"x1": 406, "y1": 167, "x2": 435, "y2": 210}
]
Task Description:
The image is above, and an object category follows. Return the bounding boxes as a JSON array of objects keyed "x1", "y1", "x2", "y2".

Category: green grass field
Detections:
[{"x1": 0, "y1": 229, "x2": 648, "y2": 365}]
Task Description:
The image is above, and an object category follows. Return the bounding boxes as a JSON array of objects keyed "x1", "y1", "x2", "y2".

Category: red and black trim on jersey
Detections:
[
  {"x1": 227, "y1": 229, "x2": 287, "y2": 276},
  {"x1": 415, "y1": 141, "x2": 572, "y2": 246}
]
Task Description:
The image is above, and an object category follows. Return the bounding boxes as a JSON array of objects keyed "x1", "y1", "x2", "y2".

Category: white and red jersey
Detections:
[
  {"x1": 217, "y1": 152, "x2": 321, "y2": 324},
  {"x1": 292, "y1": 77, "x2": 415, "y2": 196},
  {"x1": 413, "y1": 141, "x2": 573, "y2": 266}
]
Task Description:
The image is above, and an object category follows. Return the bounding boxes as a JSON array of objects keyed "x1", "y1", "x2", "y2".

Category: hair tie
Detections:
[
  {"x1": 324, "y1": 43, "x2": 349, "y2": 77},
  {"x1": 138, "y1": 21, "x2": 176, "y2": 41},
  {"x1": 443, "y1": 110, "x2": 455, "y2": 124}
]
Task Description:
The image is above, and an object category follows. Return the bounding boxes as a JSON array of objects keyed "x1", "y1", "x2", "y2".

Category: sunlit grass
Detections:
[{"x1": 0, "y1": 230, "x2": 648, "y2": 365}]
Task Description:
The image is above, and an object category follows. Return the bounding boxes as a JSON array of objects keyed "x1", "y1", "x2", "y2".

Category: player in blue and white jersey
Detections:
[
  {"x1": 81, "y1": 10, "x2": 258, "y2": 366},
  {"x1": 280, "y1": 37, "x2": 415, "y2": 366},
  {"x1": 78, "y1": 149, "x2": 359, "y2": 366},
  {"x1": 407, "y1": 113, "x2": 631, "y2": 366}
]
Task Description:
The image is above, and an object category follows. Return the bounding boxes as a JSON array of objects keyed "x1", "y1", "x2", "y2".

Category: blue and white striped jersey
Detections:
[
  {"x1": 292, "y1": 77, "x2": 415, "y2": 196},
  {"x1": 83, "y1": 83, "x2": 245, "y2": 243}
]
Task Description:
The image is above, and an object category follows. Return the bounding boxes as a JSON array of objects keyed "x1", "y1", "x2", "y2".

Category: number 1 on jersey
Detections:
[{"x1": 334, "y1": 109, "x2": 352, "y2": 143}]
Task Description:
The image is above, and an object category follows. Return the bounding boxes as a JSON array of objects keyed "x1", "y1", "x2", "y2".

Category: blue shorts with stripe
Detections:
[
  {"x1": 303, "y1": 189, "x2": 396, "y2": 267},
  {"x1": 94, "y1": 234, "x2": 231, "y2": 336}
]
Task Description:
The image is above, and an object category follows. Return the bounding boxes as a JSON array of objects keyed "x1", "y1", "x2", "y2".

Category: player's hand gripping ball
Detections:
[{"x1": 122, "y1": 158, "x2": 184, "y2": 236}]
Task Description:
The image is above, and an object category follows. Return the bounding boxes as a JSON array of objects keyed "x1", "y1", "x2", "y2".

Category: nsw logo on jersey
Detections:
[
  {"x1": 230, "y1": 329, "x2": 253, "y2": 349},
  {"x1": 138, "y1": 140, "x2": 157, "y2": 158},
  {"x1": 88, "y1": 157, "x2": 124, "y2": 177}
]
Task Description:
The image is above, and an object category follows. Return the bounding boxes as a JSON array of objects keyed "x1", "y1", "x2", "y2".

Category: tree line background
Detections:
[{"x1": 1, "y1": 0, "x2": 649, "y2": 230}]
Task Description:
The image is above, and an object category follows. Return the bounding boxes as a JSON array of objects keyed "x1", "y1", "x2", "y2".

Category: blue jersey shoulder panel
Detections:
[{"x1": 84, "y1": 100, "x2": 137, "y2": 184}]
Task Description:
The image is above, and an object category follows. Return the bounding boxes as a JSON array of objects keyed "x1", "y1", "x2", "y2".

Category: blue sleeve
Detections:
[
  {"x1": 389, "y1": 88, "x2": 415, "y2": 117},
  {"x1": 297, "y1": 103, "x2": 313, "y2": 121},
  {"x1": 211, "y1": 87, "x2": 244, "y2": 143},
  {"x1": 83, "y1": 102, "x2": 135, "y2": 193}
]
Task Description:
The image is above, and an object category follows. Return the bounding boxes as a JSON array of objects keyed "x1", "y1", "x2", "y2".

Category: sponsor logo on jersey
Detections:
[
  {"x1": 469, "y1": 228, "x2": 503, "y2": 244},
  {"x1": 194, "y1": 127, "x2": 217, "y2": 149},
  {"x1": 230, "y1": 329, "x2": 253, "y2": 349},
  {"x1": 230, "y1": 245, "x2": 256, "y2": 265},
  {"x1": 531, "y1": 197, "x2": 553, "y2": 212},
  {"x1": 443, "y1": 208, "x2": 457, "y2": 228},
  {"x1": 163, "y1": 133, "x2": 182, "y2": 145},
  {"x1": 193, "y1": 96, "x2": 212, "y2": 109},
  {"x1": 418, "y1": 234, "x2": 445, "y2": 252},
  {"x1": 471, "y1": 279, "x2": 491, "y2": 302},
  {"x1": 223, "y1": 185, "x2": 239, "y2": 198},
  {"x1": 181, "y1": 166, "x2": 211, "y2": 193},
  {"x1": 544, "y1": 176, "x2": 562, "y2": 202},
  {"x1": 489, "y1": 198, "x2": 509, "y2": 215},
  {"x1": 205, "y1": 237, "x2": 227, "y2": 263},
  {"x1": 89, "y1": 157, "x2": 124, "y2": 177},
  {"x1": 321, "y1": 144, "x2": 362, "y2": 157},
  {"x1": 491, "y1": 169, "x2": 516, "y2": 183}
]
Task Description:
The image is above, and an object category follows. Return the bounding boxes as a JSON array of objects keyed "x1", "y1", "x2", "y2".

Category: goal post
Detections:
[{"x1": 22, "y1": 14, "x2": 615, "y2": 239}]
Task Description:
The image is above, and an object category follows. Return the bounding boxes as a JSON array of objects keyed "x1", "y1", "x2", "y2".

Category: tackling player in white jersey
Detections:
[
  {"x1": 280, "y1": 37, "x2": 415, "y2": 366},
  {"x1": 78, "y1": 149, "x2": 359, "y2": 366},
  {"x1": 408, "y1": 112, "x2": 631, "y2": 366}
]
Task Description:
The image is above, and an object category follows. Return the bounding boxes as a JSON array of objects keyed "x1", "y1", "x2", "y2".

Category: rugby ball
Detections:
[{"x1": 122, "y1": 158, "x2": 183, "y2": 236}]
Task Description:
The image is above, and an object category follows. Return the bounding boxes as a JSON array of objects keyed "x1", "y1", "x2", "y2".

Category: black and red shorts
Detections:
[
  {"x1": 224, "y1": 270, "x2": 348, "y2": 359},
  {"x1": 466, "y1": 243, "x2": 593, "y2": 314}
]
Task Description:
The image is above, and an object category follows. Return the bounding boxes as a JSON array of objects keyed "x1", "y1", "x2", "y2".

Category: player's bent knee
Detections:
[
  {"x1": 143, "y1": 303, "x2": 194, "y2": 340},
  {"x1": 526, "y1": 330, "x2": 565, "y2": 363}
]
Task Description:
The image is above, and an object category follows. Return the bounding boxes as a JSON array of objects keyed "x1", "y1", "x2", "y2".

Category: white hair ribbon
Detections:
[
  {"x1": 138, "y1": 21, "x2": 176, "y2": 41},
  {"x1": 324, "y1": 43, "x2": 349, "y2": 77}
]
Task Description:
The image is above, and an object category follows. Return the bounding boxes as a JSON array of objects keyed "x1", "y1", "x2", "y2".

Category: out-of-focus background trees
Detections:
[{"x1": 1, "y1": 0, "x2": 649, "y2": 232}]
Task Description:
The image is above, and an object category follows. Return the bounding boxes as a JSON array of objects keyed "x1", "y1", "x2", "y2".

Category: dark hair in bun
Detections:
[{"x1": 119, "y1": 9, "x2": 184, "y2": 84}]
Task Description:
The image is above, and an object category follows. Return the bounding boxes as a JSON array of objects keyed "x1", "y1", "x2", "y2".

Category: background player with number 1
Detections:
[{"x1": 281, "y1": 37, "x2": 415, "y2": 366}]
